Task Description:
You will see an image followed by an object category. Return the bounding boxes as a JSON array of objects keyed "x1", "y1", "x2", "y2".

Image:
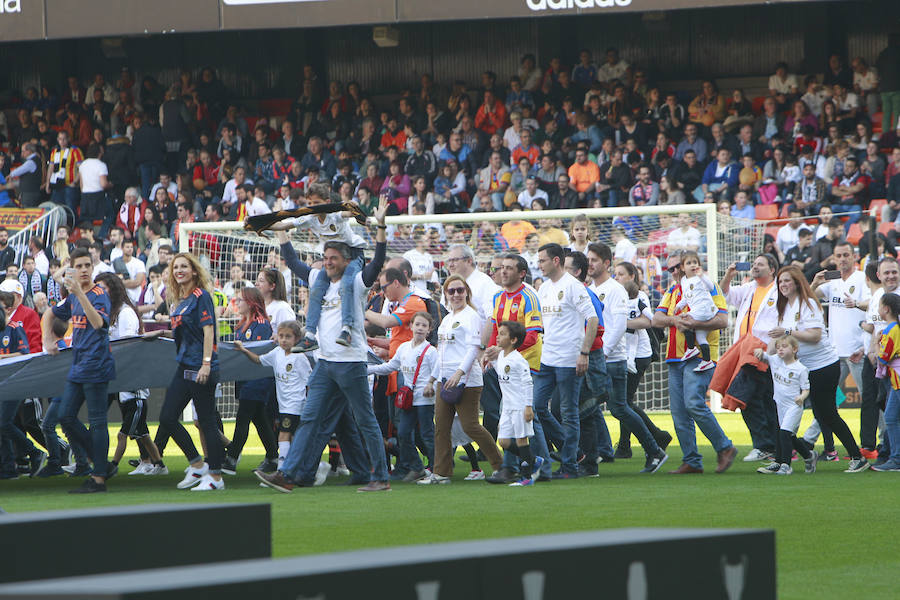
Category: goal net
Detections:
[{"x1": 180, "y1": 204, "x2": 767, "y2": 418}]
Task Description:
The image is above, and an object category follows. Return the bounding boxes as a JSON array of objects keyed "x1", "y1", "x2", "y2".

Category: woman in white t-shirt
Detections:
[
  {"x1": 771, "y1": 267, "x2": 868, "y2": 472},
  {"x1": 613, "y1": 262, "x2": 671, "y2": 457},
  {"x1": 256, "y1": 268, "x2": 296, "y2": 333},
  {"x1": 418, "y1": 275, "x2": 502, "y2": 484}
]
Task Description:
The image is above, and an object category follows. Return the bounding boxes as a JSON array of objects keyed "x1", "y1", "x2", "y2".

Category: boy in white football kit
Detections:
[
  {"x1": 267, "y1": 183, "x2": 369, "y2": 352},
  {"x1": 494, "y1": 321, "x2": 544, "y2": 487},
  {"x1": 234, "y1": 321, "x2": 313, "y2": 468},
  {"x1": 754, "y1": 335, "x2": 815, "y2": 475},
  {"x1": 675, "y1": 251, "x2": 718, "y2": 372}
]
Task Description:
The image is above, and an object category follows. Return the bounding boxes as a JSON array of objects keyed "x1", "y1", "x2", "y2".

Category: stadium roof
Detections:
[{"x1": 1, "y1": 0, "x2": 820, "y2": 43}]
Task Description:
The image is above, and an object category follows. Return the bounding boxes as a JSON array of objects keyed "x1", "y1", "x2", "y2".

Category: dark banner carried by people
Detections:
[
  {"x1": 0, "y1": 0, "x2": 44, "y2": 42},
  {"x1": 220, "y1": 0, "x2": 395, "y2": 30}
]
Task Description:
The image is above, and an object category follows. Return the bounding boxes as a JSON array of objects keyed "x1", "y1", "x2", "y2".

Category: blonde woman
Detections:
[
  {"x1": 156, "y1": 252, "x2": 225, "y2": 491},
  {"x1": 418, "y1": 275, "x2": 502, "y2": 484}
]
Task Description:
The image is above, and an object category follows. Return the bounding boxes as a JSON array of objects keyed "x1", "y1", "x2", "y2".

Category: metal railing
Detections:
[{"x1": 7, "y1": 204, "x2": 70, "y2": 267}]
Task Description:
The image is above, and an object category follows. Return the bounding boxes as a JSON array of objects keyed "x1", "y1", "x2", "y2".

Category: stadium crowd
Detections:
[{"x1": 0, "y1": 39, "x2": 900, "y2": 491}]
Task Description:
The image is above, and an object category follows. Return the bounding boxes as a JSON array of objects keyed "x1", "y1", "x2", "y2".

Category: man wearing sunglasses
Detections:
[{"x1": 653, "y1": 253, "x2": 738, "y2": 474}]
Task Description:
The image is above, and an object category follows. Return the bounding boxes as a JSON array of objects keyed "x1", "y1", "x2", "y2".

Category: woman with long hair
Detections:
[
  {"x1": 222, "y1": 287, "x2": 279, "y2": 475},
  {"x1": 157, "y1": 252, "x2": 227, "y2": 490},
  {"x1": 567, "y1": 214, "x2": 592, "y2": 254},
  {"x1": 256, "y1": 268, "x2": 295, "y2": 329},
  {"x1": 94, "y1": 273, "x2": 167, "y2": 476},
  {"x1": 417, "y1": 275, "x2": 502, "y2": 484},
  {"x1": 688, "y1": 79, "x2": 726, "y2": 129},
  {"x1": 772, "y1": 266, "x2": 869, "y2": 472},
  {"x1": 613, "y1": 262, "x2": 672, "y2": 457}
]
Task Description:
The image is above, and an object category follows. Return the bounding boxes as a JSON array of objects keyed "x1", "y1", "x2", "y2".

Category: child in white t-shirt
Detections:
[
  {"x1": 675, "y1": 252, "x2": 718, "y2": 372},
  {"x1": 754, "y1": 335, "x2": 815, "y2": 475},
  {"x1": 493, "y1": 320, "x2": 543, "y2": 487},
  {"x1": 234, "y1": 321, "x2": 313, "y2": 470},
  {"x1": 266, "y1": 182, "x2": 369, "y2": 352},
  {"x1": 367, "y1": 311, "x2": 438, "y2": 480}
]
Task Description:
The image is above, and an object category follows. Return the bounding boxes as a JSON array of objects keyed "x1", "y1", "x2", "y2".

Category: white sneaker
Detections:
[
  {"x1": 682, "y1": 347, "x2": 700, "y2": 362},
  {"x1": 314, "y1": 461, "x2": 330, "y2": 486},
  {"x1": 189, "y1": 473, "x2": 225, "y2": 491},
  {"x1": 128, "y1": 462, "x2": 152, "y2": 475},
  {"x1": 177, "y1": 463, "x2": 209, "y2": 489},
  {"x1": 693, "y1": 360, "x2": 716, "y2": 373},
  {"x1": 743, "y1": 448, "x2": 769, "y2": 462},
  {"x1": 336, "y1": 466, "x2": 350, "y2": 476},
  {"x1": 775, "y1": 464, "x2": 793, "y2": 475},
  {"x1": 61, "y1": 464, "x2": 76, "y2": 474},
  {"x1": 416, "y1": 473, "x2": 451, "y2": 485},
  {"x1": 464, "y1": 470, "x2": 485, "y2": 480},
  {"x1": 145, "y1": 464, "x2": 169, "y2": 476}
]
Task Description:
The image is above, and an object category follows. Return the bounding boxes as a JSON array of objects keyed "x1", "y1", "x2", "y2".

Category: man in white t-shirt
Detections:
[
  {"x1": 535, "y1": 243, "x2": 598, "y2": 478},
  {"x1": 238, "y1": 184, "x2": 271, "y2": 217},
  {"x1": 257, "y1": 199, "x2": 390, "y2": 493},
  {"x1": 115, "y1": 238, "x2": 146, "y2": 304},
  {"x1": 775, "y1": 208, "x2": 804, "y2": 258},
  {"x1": 586, "y1": 243, "x2": 667, "y2": 473},
  {"x1": 222, "y1": 166, "x2": 253, "y2": 208},
  {"x1": 666, "y1": 213, "x2": 701, "y2": 253},
  {"x1": 517, "y1": 176, "x2": 549, "y2": 208},
  {"x1": 720, "y1": 253, "x2": 781, "y2": 461},
  {"x1": 78, "y1": 144, "x2": 110, "y2": 227},
  {"x1": 851, "y1": 56, "x2": 880, "y2": 117},
  {"x1": 861, "y1": 257, "x2": 898, "y2": 456},
  {"x1": 402, "y1": 231, "x2": 437, "y2": 295},
  {"x1": 812, "y1": 241, "x2": 870, "y2": 417}
]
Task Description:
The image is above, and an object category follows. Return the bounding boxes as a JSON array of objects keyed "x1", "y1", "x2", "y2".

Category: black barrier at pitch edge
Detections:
[
  {"x1": 0, "y1": 528, "x2": 775, "y2": 599},
  {"x1": 0, "y1": 503, "x2": 271, "y2": 584}
]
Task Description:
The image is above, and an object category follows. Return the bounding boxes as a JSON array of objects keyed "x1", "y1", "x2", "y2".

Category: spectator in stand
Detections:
[
  {"x1": 474, "y1": 90, "x2": 507, "y2": 137},
  {"x1": 731, "y1": 190, "x2": 755, "y2": 220},
  {"x1": 832, "y1": 82, "x2": 860, "y2": 135},
  {"x1": 596, "y1": 149, "x2": 631, "y2": 208},
  {"x1": 475, "y1": 151, "x2": 511, "y2": 212},
  {"x1": 597, "y1": 47, "x2": 630, "y2": 88},
  {"x1": 667, "y1": 213, "x2": 701, "y2": 253},
  {"x1": 517, "y1": 175, "x2": 548, "y2": 209},
  {"x1": 572, "y1": 49, "x2": 598, "y2": 90},
  {"x1": 688, "y1": 80, "x2": 726, "y2": 130},
  {"x1": 548, "y1": 173, "x2": 578, "y2": 210},
  {"x1": 785, "y1": 100, "x2": 819, "y2": 141},
  {"x1": 629, "y1": 164, "x2": 659, "y2": 207},
  {"x1": 518, "y1": 53, "x2": 542, "y2": 92},
  {"x1": 45, "y1": 130, "x2": 83, "y2": 213},
  {"x1": 300, "y1": 137, "x2": 337, "y2": 180},
  {"x1": 775, "y1": 207, "x2": 806, "y2": 258},
  {"x1": 768, "y1": 62, "x2": 800, "y2": 109},
  {"x1": 132, "y1": 113, "x2": 165, "y2": 203},
  {"x1": 806, "y1": 217, "x2": 844, "y2": 281},
  {"x1": 674, "y1": 123, "x2": 708, "y2": 163},
  {"x1": 753, "y1": 97, "x2": 786, "y2": 147},
  {"x1": 876, "y1": 34, "x2": 900, "y2": 137},
  {"x1": 62, "y1": 103, "x2": 93, "y2": 149},
  {"x1": 567, "y1": 147, "x2": 600, "y2": 206},
  {"x1": 851, "y1": 56, "x2": 880, "y2": 117},
  {"x1": 511, "y1": 128, "x2": 540, "y2": 168},
  {"x1": 783, "y1": 227, "x2": 814, "y2": 270},
  {"x1": 404, "y1": 136, "x2": 437, "y2": 185},
  {"x1": 79, "y1": 143, "x2": 111, "y2": 233},
  {"x1": 103, "y1": 125, "x2": 136, "y2": 206},
  {"x1": 830, "y1": 156, "x2": 867, "y2": 228},
  {"x1": 698, "y1": 148, "x2": 738, "y2": 203}
]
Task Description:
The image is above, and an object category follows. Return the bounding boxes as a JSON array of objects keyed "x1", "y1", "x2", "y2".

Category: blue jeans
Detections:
[
  {"x1": 0, "y1": 400, "x2": 37, "y2": 474},
  {"x1": 830, "y1": 203, "x2": 863, "y2": 230},
  {"x1": 397, "y1": 405, "x2": 434, "y2": 473},
  {"x1": 884, "y1": 388, "x2": 900, "y2": 463},
  {"x1": 58, "y1": 381, "x2": 110, "y2": 478},
  {"x1": 282, "y1": 360, "x2": 389, "y2": 483},
  {"x1": 50, "y1": 186, "x2": 80, "y2": 214},
  {"x1": 139, "y1": 162, "x2": 160, "y2": 203},
  {"x1": 305, "y1": 250, "x2": 364, "y2": 335},
  {"x1": 533, "y1": 364, "x2": 581, "y2": 473},
  {"x1": 667, "y1": 359, "x2": 733, "y2": 470},
  {"x1": 603, "y1": 360, "x2": 661, "y2": 456},
  {"x1": 41, "y1": 397, "x2": 89, "y2": 469},
  {"x1": 604, "y1": 189, "x2": 619, "y2": 208}
]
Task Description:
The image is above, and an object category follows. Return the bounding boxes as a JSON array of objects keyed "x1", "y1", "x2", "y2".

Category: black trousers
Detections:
[
  {"x1": 158, "y1": 366, "x2": 224, "y2": 471},
  {"x1": 808, "y1": 361, "x2": 861, "y2": 459}
]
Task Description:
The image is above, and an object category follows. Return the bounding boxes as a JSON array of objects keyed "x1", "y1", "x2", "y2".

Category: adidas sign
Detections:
[{"x1": 526, "y1": 0, "x2": 632, "y2": 10}]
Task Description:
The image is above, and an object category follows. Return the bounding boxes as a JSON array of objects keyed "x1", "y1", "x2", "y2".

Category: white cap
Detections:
[{"x1": 0, "y1": 279, "x2": 25, "y2": 296}]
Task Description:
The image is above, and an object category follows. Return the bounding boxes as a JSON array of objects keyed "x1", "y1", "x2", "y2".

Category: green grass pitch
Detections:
[{"x1": 1, "y1": 410, "x2": 896, "y2": 599}]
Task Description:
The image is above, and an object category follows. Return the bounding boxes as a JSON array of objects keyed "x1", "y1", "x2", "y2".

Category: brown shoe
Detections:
[
  {"x1": 669, "y1": 463, "x2": 703, "y2": 474},
  {"x1": 254, "y1": 469, "x2": 294, "y2": 493},
  {"x1": 357, "y1": 480, "x2": 392, "y2": 493},
  {"x1": 715, "y1": 446, "x2": 739, "y2": 473}
]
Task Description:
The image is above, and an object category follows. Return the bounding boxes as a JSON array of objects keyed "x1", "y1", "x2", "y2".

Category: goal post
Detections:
[{"x1": 179, "y1": 204, "x2": 766, "y2": 417}]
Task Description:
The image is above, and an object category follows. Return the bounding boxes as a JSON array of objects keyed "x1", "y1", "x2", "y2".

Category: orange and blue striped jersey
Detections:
[
  {"x1": 656, "y1": 280, "x2": 728, "y2": 362},
  {"x1": 0, "y1": 324, "x2": 28, "y2": 355},
  {"x1": 489, "y1": 284, "x2": 543, "y2": 372},
  {"x1": 50, "y1": 284, "x2": 115, "y2": 383},
  {"x1": 878, "y1": 322, "x2": 900, "y2": 390}
]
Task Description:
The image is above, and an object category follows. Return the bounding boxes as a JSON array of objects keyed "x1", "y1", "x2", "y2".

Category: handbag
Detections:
[
  {"x1": 394, "y1": 345, "x2": 430, "y2": 411},
  {"x1": 439, "y1": 379, "x2": 466, "y2": 405}
]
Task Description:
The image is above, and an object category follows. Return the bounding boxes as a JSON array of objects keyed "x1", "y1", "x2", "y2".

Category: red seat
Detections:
[
  {"x1": 751, "y1": 96, "x2": 767, "y2": 115},
  {"x1": 846, "y1": 223, "x2": 863, "y2": 246},
  {"x1": 764, "y1": 225, "x2": 780, "y2": 240},
  {"x1": 755, "y1": 204, "x2": 779, "y2": 220},
  {"x1": 778, "y1": 204, "x2": 791, "y2": 219},
  {"x1": 259, "y1": 98, "x2": 292, "y2": 117},
  {"x1": 872, "y1": 113, "x2": 884, "y2": 134},
  {"x1": 879, "y1": 221, "x2": 894, "y2": 236},
  {"x1": 869, "y1": 198, "x2": 888, "y2": 221}
]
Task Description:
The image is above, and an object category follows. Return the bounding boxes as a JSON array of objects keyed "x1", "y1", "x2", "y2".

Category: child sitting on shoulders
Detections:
[{"x1": 675, "y1": 251, "x2": 718, "y2": 372}]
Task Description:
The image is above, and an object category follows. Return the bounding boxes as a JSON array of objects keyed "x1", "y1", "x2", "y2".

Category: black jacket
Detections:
[
  {"x1": 104, "y1": 136, "x2": 136, "y2": 187},
  {"x1": 132, "y1": 123, "x2": 165, "y2": 165}
]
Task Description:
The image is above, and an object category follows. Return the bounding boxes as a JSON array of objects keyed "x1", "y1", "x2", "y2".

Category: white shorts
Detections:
[
  {"x1": 498, "y1": 408, "x2": 534, "y2": 440},
  {"x1": 688, "y1": 300, "x2": 717, "y2": 322},
  {"x1": 776, "y1": 399, "x2": 803, "y2": 434}
]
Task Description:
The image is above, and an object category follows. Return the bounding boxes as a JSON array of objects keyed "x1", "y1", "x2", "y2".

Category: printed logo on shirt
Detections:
[
  {"x1": 452, "y1": 321, "x2": 460, "y2": 328},
  {"x1": 689, "y1": 283, "x2": 694, "y2": 290},
  {"x1": 286, "y1": 363, "x2": 293, "y2": 372},
  {"x1": 789, "y1": 371, "x2": 794, "y2": 378},
  {"x1": 281, "y1": 416, "x2": 292, "y2": 429},
  {"x1": 598, "y1": 293, "x2": 606, "y2": 301},
  {"x1": 511, "y1": 303, "x2": 519, "y2": 312},
  {"x1": 504, "y1": 364, "x2": 510, "y2": 373},
  {"x1": 329, "y1": 224, "x2": 336, "y2": 231},
  {"x1": 767, "y1": 299, "x2": 775, "y2": 306},
  {"x1": 245, "y1": 329, "x2": 252, "y2": 339},
  {"x1": 849, "y1": 286, "x2": 855, "y2": 294},
  {"x1": 558, "y1": 291, "x2": 564, "y2": 300},
  {"x1": 795, "y1": 311, "x2": 800, "y2": 320},
  {"x1": 1, "y1": 336, "x2": 8, "y2": 346}
]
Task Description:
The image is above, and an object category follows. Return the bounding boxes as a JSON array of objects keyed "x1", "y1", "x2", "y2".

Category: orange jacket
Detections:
[
  {"x1": 709, "y1": 334, "x2": 768, "y2": 411},
  {"x1": 474, "y1": 101, "x2": 507, "y2": 135}
]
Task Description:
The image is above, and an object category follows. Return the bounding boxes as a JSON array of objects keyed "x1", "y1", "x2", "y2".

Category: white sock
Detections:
[{"x1": 278, "y1": 441, "x2": 290, "y2": 463}]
